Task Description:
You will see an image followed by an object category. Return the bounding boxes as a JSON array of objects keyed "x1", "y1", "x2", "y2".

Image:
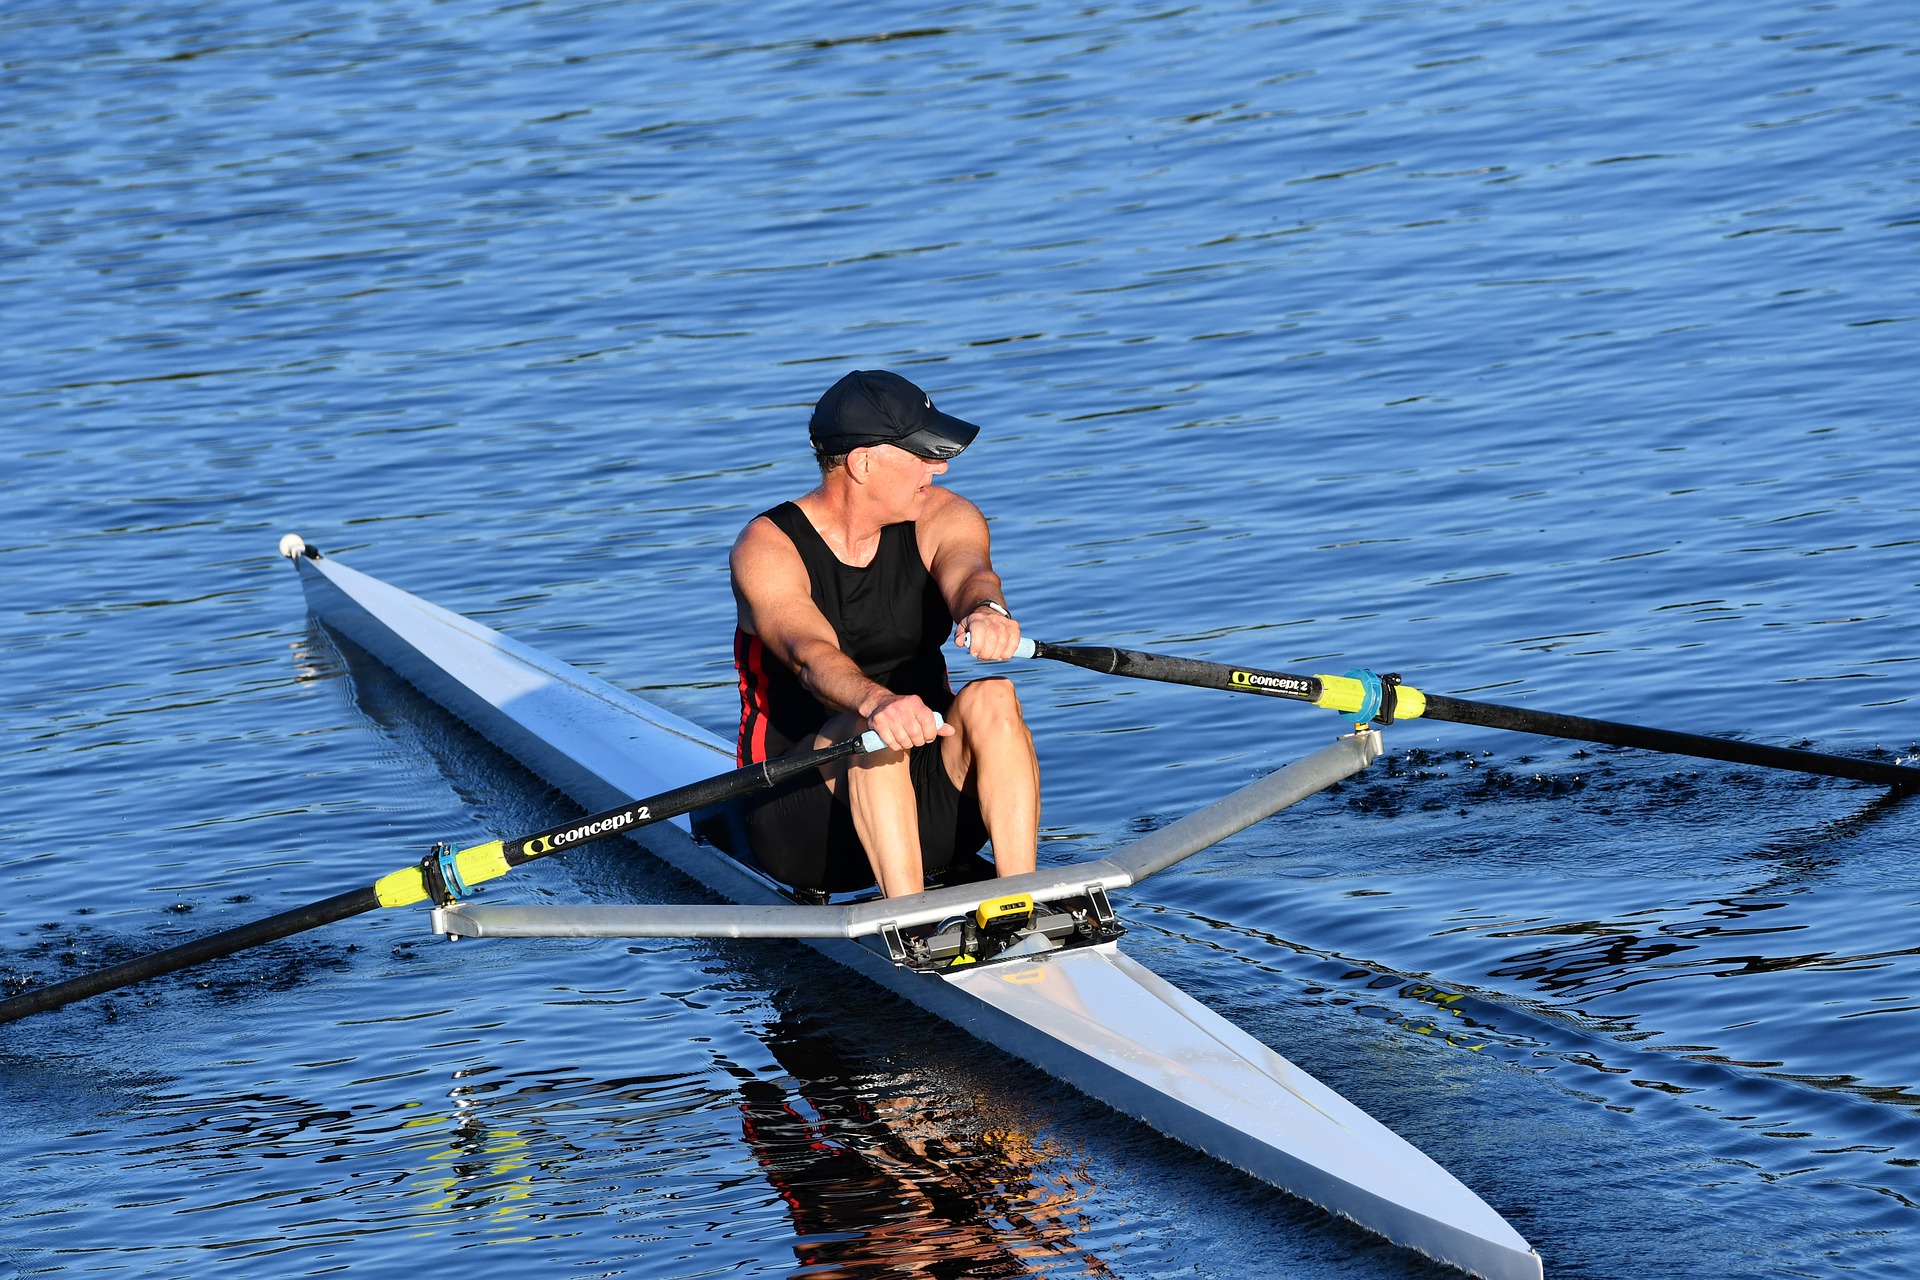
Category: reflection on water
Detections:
[
  {"x1": 30, "y1": 1006, "x2": 1119, "y2": 1276},
  {"x1": 725, "y1": 1012, "x2": 1113, "y2": 1280}
]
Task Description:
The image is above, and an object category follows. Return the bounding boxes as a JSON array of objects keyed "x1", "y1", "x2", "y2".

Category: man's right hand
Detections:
[{"x1": 863, "y1": 692, "x2": 953, "y2": 753}]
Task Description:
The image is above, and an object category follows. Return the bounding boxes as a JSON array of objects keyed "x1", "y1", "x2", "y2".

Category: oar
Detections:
[
  {"x1": 0, "y1": 728, "x2": 904, "y2": 1026},
  {"x1": 1009, "y1": 638, "x2": 1919, "y2": 789}
]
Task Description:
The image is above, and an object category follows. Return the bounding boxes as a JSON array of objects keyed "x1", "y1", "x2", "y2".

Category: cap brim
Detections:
[{"x1": 893, "y1": 411, "x2": 980, "y2": 460}]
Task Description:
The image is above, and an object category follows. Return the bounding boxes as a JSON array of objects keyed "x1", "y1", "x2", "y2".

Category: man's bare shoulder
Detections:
[
  {"x1": 918, "y1": 486, "x2": 987, "y2": 533},
  {"x1": 915, "y1": 488, "x2": 992, "y2": 584},
  {"x1": 731, "y1": 513, "x2": 802, "y2": 579}
]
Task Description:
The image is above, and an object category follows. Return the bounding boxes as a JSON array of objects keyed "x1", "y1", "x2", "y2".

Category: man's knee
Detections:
[
  {"x1": 816, "y1": 711, "x2": 865, "y2": 743},
  {"x1": 953, "y1": 677, "x2": 1028, "y2": 734}
]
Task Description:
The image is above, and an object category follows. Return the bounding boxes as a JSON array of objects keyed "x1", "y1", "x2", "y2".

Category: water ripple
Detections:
[{"x1": 7, "y1": 0, "x2": 1920, "y2": 1275}]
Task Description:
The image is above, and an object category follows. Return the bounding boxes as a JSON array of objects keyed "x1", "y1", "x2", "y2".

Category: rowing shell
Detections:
[{"x1": 289, "y1": 542, "x2": 1542, "y2": 1280}]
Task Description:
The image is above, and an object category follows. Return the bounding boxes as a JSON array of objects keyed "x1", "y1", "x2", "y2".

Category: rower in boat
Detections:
[
  {"x1": 730, "y1": 369, "x2": 1040, "y2": 898},
  {"x1": 1, "y1": 536, "x2": 1550, "y2": 1279}
]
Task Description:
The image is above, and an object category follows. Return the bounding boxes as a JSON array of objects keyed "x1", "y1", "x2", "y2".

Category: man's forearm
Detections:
[
  {"x1": 950, "y1": 569, "x2": 1008, "y2": 619},
  {"x1": 791, "y1": 641, "x2": 893, "y2": 720},
  {"x1": 789, "y1": 639, "x2": 944, "y2": 751}
]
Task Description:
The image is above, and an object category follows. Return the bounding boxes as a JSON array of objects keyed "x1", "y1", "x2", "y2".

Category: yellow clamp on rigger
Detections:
[
  {"x1": 974, "y1": 893, "x2": 1036, "y2": 930},
  {"x1": 1312, "y1": 672, "x2": 1427, "y2": 723},
  {"x1": 373, "y1": 841, "x2": 512, "y2": 908}
]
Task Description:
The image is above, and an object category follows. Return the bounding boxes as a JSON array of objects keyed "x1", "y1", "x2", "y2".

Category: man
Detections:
[{"x1": 730, "y1": 369, "x2": 1039, "y2": 898}]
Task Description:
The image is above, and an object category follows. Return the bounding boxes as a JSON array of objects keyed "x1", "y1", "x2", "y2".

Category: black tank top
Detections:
[{"x1": 734, "y1": 502, "x2": 954, "y2": 764}]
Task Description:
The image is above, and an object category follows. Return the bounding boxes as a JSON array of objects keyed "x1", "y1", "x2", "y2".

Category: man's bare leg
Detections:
[
  {"x1": 810, "y1": 712, "x2": 926, "y2": 897},
  {"x1": 941, "y1": 678, "x2": 1039, "y2": 877}
]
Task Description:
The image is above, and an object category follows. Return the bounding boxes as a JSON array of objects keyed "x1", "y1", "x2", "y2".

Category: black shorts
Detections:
[{"x1": 742, "y1": 740, "x2": 988, "y2": 893}]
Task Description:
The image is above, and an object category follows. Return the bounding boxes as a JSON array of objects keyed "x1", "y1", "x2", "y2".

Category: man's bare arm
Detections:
[{"x1": 919, "y1": 489, "x2": 1023, "y2": 662}]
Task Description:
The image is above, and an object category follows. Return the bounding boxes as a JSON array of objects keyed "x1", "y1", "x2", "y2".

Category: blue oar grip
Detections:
[
  {"x1": 958, "y1": 634, "x2": 1038, "y2": 660},
  {"x1": 1341, "y1": 669, "x2": 1384, "y2": 725},
  {"x1": 857, "y1": 713, "x2": 944, "y2": 754}
]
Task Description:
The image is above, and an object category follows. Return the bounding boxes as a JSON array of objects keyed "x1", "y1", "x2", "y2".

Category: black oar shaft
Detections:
[
  {"x1": 1419, "y1": 693, "x2": 1918, "y2": 788},
  {"x1": 501, "y1": 736, "x2": 864, "y2": 869},
  {"x1": 0, "y1": 735, "x2": 876, "y2": 1027},
  {"x1": 1030, "y1": 640, "x2": 1322, "y2": 703},
  {"x1": 1027, "y1": 639, "x2": 1918, "y2": 789},
  {"x1": 0, "y1": 887, "x2": 378, "y2": 1026}
]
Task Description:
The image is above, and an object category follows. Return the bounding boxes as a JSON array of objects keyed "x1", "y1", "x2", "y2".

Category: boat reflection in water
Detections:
[{"x1": 722, "y1": 1010, "x2": 1117, "y2": 1280}]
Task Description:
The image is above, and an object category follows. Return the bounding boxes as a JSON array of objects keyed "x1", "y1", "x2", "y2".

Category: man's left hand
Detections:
[{"x1": 956, "y1": 605, "x2": 1022, "y2": 662}]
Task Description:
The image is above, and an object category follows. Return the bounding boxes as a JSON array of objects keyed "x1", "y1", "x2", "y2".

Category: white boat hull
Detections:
[{"x1": 291, "y1": 546, "x2": 1541, "y2": 1280}]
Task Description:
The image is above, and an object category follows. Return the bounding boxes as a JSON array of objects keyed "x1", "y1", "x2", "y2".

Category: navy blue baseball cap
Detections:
[{"x1": 809, "y1": 370, "x2": 980, "y2": 460}]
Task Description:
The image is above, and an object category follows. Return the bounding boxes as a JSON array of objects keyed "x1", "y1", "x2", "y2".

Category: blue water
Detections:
[{"x1": 4, "y1": 0, "x2": 1918, "y2": 1275}]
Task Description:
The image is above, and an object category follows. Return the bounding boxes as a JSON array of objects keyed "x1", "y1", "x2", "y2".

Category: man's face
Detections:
[{"x1": 859, "y1": 443, "x2": 950, "y2": 518}]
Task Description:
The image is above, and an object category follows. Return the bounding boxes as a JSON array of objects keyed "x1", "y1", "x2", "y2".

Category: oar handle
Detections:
[{"x1": 957, "y1": 630, "x2": 1038, "y2": 662}]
